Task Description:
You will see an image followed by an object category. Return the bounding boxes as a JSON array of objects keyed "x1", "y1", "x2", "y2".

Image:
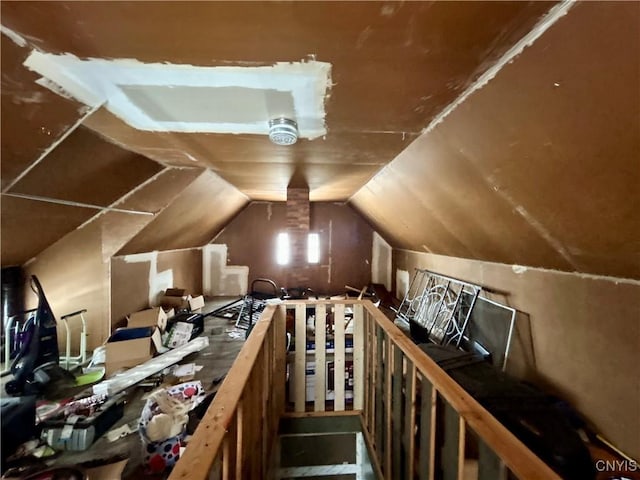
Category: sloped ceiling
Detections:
[
  {"x1": 351, "y1": 2, "x2": 640, "y2": 279},
  {"x1": 1, "y1": 126, "x2": 163, "y2": 265},
  {"x1": 1, "y1": 1, "x2": 554, "y2": 201},
  {"x1": 2, "y1": 1, "x2": 638, "y2": 280}
]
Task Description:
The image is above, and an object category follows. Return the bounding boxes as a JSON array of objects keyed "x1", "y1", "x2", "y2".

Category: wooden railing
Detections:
[
  {"x1": 172, "y1": 300, "x2": 562, "y2": 480},
  {"x1": 169, "y1": 303, "x2": 286, "y2": 480}
]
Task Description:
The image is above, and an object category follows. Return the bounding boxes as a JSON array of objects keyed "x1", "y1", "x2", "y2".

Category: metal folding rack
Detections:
[{"x1": 395, "y1": 269, "x2": 482, "y2": 347}]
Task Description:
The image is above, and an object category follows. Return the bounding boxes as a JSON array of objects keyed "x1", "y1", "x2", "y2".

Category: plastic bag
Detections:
[{"x1": 138, "y1": 381, "x2": 205, "y2": 473}]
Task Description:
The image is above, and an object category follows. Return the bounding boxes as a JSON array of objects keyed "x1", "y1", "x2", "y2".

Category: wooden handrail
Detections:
[
  {"x1": 361, "y1": 300, "x2": 562, "y2": 480},
  {"x1": 170, "y1": 299, "x2": 562, "y2": 480},
  {"x1": 169, "y1": 304, "x2": 284, "y2": 479}
]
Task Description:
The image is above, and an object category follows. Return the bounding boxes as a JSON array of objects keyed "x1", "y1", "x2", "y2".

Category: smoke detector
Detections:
[{"x1": 269, "y1": 118, "x2": 298, "y2": 145}]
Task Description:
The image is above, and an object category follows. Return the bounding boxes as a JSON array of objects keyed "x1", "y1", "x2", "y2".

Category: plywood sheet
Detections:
[
  {"x1": 9, "y1": 126, "x2": 163, "y2": 206},
  {"x1": 117, "y1": 170, "x2": 248, "y2": 255},
  {"x1": 1, "y1": 31, "x2": 86, "y2": 190},
  {"x1": 1, "y1": 195, "x2": 93, "y2": 266},
  {"x1": 24, "y1": 220, "x2": 110, "y2": 349},
  {"x1": 393, "y1": 249, "x2": 640, "y2": 461},
  {"x1": 157, "y1": 249, "x2": 203, "y2": 294},
  {"x1": 2, "y1": 1, "x2": 552, "y2": 200},
  {"x1": 110, "y1": 256, "x2": 151, "y2": 329},
  {"x1": 353, "y1": 2, "x2": 640, "y2": 279}
]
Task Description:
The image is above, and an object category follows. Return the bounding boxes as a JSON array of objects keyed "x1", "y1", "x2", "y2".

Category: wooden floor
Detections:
[{"x1": 49, "y1": 296, "x2": 247, "y2": 478}]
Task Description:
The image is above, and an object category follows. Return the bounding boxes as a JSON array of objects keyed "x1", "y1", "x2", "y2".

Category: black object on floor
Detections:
[
  {"x1": 1, "y1": 395, "x2": 37, "y2": 470},
  {"x1": 5, "y1": 276, "x2": 74, "y2": 396},
  {"x1": 418, "y1": 343, "x2": 596, "y2": 480}
]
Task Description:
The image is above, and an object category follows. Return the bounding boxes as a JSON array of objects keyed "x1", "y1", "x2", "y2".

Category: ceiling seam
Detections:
[
  {"x1": 345, "y1": 0, "x2": 575, "y2": 205},
  {"x1": 75, "y1": 167, "x2": 173, "y2": 230},
  {"x1": 2, "y1": 102, "x2": 105, "y2": 193},
  {"x1": 1, "y1": 192, "x2": 154, "y2": 216}
]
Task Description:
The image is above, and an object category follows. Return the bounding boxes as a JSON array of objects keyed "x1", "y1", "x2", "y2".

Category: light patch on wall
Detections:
[
  {"x1": 276, "y1": 232, "x2": 290, "y2": 265},
  {"x1": 23, "y1": 52, "x2": 332, "y2": 139},
  {"x1": 202, "y1": 244, "x2": 248, "y2": 296},
  {"x1": 371, "y1": 232, "x2": 392, "y2": 291},
  {"x1": 396, "y1": 269, "x2": 410, "y2": 300},
  {"x1": 123, "y1": 251, "x2": 173, "y2": 306}
]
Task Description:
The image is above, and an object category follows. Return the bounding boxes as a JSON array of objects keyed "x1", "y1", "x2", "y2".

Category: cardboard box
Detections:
[
  {"x1": 164, "y1": 288, "x2": 186, "y2": 297},
  {"x1": 104, "y1": 327, "x2": 163, "y2": 377},
  {"x1": 188, "y1": 295, "x2": 205, "y2": 312},
  {"x1": 159, "y1": 288, "x2": 190, "y2": 310},
  {"x1": 164, "y1": 322, "x2": 194, "y2": 348},
  {"x1": 127, "y1": 307, "x2": 167, "y2": 332}
]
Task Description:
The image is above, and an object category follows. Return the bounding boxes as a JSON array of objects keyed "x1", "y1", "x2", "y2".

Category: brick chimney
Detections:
[{"x1": 286, "y1": 186, "x2": 310, "y2": 288}]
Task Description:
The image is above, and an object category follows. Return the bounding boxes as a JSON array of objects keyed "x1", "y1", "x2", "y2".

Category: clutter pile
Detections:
[
  {"x1": 1, "y1": 283, "x2": 211, "y2": 478},
  {"x1": 139, "y1": 381, "x2": 205, "y2": 473}
]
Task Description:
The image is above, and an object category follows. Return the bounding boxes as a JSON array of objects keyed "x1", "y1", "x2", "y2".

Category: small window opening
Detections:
[
  {"x1": 276, "y1": 232, "x2": 290, "y2": 265},
  {"x1": 308, "y1": 233, "x2": 320, "y2": 264}
]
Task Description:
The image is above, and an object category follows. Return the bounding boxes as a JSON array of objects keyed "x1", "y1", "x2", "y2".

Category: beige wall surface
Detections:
[
  {"x1": 24, "y1": 221, "x2": 110, "y2": 351},
  {"x1": 110, "y1": 248, "x2": 204, "y2": 328},
  {"x1": 393, "y1": 249, "x2": 640, "y2": 461}
]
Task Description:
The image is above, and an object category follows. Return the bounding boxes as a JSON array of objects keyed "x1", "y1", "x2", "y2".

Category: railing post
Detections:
[
  {"x1": 478, "y1": 437, "x2": 507, "y2": 480},
  {"x1": 392, "y1": 345, "x2": 403, "y2": 477},
  {"x1": 353, "y1": 303, "x2": 365, "y2": 411},
  {"x1": 403, "y1": 360, "x2": 417, "y2": 480},
  {"x1": 314, "y1": 303, "x2": 327, "y2": 411},
  {"x1": 442, "y1": 401, "x2": 465, "y2": 480},
  {"x1": 419, "y1": 376, "x2": 436, "y2": 480},
  {"x1": 334, "y1": 303, "x2": 346, "y2": 411},
  {"x1": 294, "y1": 304, "x2": 307, "y2": 412}
]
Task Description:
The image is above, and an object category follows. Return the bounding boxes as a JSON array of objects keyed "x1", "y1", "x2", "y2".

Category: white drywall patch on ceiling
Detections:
[{"x1": 23, "y1": 52, "x2": 332, "y2": 139}]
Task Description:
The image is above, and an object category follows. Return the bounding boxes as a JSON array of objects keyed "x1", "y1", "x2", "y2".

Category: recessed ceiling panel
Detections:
[
  {"x1": 119, "y1": 85, "x2": 294, "y2": 125},
  {"x1": 22, "y1": 52, "x2": 331, "y2": 138}
]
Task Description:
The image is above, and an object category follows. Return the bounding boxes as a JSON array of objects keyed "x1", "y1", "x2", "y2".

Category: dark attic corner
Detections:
[{"x1": 0, "y1": 1, "x2": 638, "y2": 479}]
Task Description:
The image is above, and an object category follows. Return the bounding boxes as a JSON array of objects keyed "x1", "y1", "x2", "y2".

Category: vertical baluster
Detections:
[
  {"x1": 385, "y1": 340, "x2": 393, "y2": 478},
  {"x1": 334, "y1": 303, "x2": 346, "y2": 411},
  {"x1": 392, "y1": 346, "x2": 403, "y2": 477},
  {"x1": 419, "y1": 377, "x2": 436, "y2": 480},
  {"x1": 235, "y1": 399, "x2": 244, "y2": 480},
  {"x1": 442, "y1": 401, "x2": 465, "y2": 480},
  {"x1": 294, "y1": 304, "x2": 307, "y2": 412},
  {"x1": 375, "y1": 326, "x2": 384, "y2": 458},
  {"x1": 478, "y1": 437, "x2": 507, "y2": 480},
  {"x1": 404, "y1": 361, "x2": 417, "y2": 480},
  {"x1": 353, "y1": 303, "x2": 365, "y2": 411},
  {"x1": 315, "y1": 303, "x2": 327, "y2": 411}
]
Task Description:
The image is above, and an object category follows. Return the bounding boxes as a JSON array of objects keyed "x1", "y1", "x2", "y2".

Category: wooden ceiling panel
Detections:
[
  {"x1": 9, "y1": 126, "x2": 163, "y2": 206},
  {"x1": 2, "y1": 1, "x2": 554, "y2": 200},
  {"x1": 99, "y1": 168, "x2": 205, "y2": 258},
  {"x1": 1, "y1": 196, "x2": 93, "y2": 266},
  {"x1": 1, "y1": 31, "x2": 87, "y2": 190},
  {"x1": 353, "y1": 2, "x2": 640, "y2": 279},
  {"x1": 117, "y1": 170, "x2": 248, "y2": 255}
]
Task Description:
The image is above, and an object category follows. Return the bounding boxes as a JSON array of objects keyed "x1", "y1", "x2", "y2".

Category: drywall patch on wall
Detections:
[
  {"x1": 371, "y1": 231, "x2": 392, "y2": 291},
  {"x1": 202, "y1": 244, "x2": 248, "y2": 296},
  {"x1": 123, "y1": 251, "x2": 173, "y2": 306},
  {"x1": 396, "y1": 269, "x2": 410, "y2": 300},
  {"x1": 23, "y1": 52, "x2": 332, "y2": 139}
]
